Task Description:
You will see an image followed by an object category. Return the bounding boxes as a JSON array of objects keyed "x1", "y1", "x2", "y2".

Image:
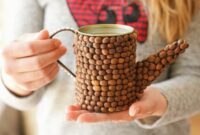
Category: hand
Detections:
[
  {"x1": 0, "y1": 30, "x2": 67, "y2": 96},
  {"x1": 65, "y1": 86, "x2": 168, "y2": 123}
]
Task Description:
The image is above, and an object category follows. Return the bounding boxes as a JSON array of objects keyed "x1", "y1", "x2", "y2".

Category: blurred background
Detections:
[{"x1": 0, "y1": 0, "x2": 200, "y2": 135}]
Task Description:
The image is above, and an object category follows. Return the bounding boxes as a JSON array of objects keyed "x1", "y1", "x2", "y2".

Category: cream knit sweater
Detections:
[{"x1": 1, "y1": 0, "x2": 200, "y2": 135}]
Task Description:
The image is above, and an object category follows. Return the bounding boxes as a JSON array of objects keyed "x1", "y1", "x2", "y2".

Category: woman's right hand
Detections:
[{"x1": 0, "y1": 30, "x2": 67, "y2": 96}]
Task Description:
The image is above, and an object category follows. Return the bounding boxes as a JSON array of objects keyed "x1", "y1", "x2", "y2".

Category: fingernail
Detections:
[
  {"x1": 60, "y1": 46, "x2": 67, "y2": 53},
  {"x1": 54, "y1": 40, "x2": 61, "y2": 47},
  {"x1": 129, "y1": 108, "x2": 140, "y2": 116}
]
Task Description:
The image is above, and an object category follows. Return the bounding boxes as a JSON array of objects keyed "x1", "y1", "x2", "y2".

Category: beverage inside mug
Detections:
[{"x1": 50, "y1": 24, "x2": 189, "y2": 113}]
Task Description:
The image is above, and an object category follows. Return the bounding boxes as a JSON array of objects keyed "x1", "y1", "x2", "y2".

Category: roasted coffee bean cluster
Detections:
[
  {"x1": 135, "y1": 39, "x2": 189, "y2": 93},
  {"x1": 73, "y1": 32, "x2": 189, "y2": 113}
]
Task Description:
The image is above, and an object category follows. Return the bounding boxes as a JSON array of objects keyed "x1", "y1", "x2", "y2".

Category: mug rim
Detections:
[{"x1": 77, "y1": 24, "x2": 135, "y2": 36}]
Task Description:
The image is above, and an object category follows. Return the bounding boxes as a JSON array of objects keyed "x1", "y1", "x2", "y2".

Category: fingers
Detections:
[
  {"x1": 66, "y1": 105, "x2": 81, "y2": 112},
  {"x1": 19, "y1": 63, "x2": 59, "y2": 91},
  {"x1": 18, "y1": 29, "x2": 49, "y2": 41},
  {"x1": 11, "y1": 63, "x2": 58, "y2": 83},
  {"x1": 4, "y1": 39, "x2": 61, "y2": 58},
  {"x1": 8, "y1": 46, "x2": 66, "y2": 73},
  {"x1": 76, "y1": 110, "x2": 133, "y2": 123},
  {"x1": 65, "y1": 105, "x2": 88, "y2": 121}
]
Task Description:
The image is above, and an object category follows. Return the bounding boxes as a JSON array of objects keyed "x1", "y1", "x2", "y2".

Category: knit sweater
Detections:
[{"x1": 1, "y1": 0, "x2": 200, "y2": 135}]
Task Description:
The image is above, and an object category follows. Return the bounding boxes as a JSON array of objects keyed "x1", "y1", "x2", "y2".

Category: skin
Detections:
[
  {"x1": 0, "y1": 30, "x2": 67, "y2": 96},
  {"x1": 65, "y1": 86, "x2": 168, "y2": 123}
]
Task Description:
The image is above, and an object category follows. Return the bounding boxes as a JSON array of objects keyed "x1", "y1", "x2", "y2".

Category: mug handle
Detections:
[{"x1": 50, "y1": 28, "x2": 76, "y2": 78}]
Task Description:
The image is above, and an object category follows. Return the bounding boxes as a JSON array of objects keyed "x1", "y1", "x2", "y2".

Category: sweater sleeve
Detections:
[
  {"x1": 0, "y1": 0, "x2": 46, "y2": 111},
  {"x1": 135, "y1": 10, "x2": 200, "y2": 128}
]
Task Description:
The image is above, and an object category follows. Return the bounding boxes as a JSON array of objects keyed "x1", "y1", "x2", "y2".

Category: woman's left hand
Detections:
[{"x1": 65, "y1": 86, "x2": 168, "y2": 123}]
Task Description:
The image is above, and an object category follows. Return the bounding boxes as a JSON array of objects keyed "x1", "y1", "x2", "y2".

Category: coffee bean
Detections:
[
  {"x1": 108, "y1": 43, "x2": 114, "y2": 48},
  {"x1": 96, "y1": 76, "x2": 103, "y2": 81},
  {"x1": 110, "y1": 37, "x2": 116, "y2": 43},
  {"x1": 104, "y1": 102, "x2": 111, "y2": 108},
  {"x1": 102, "y1": 49, "x2": 109, "y2": 55},
  {"x1": 83, "y1": 46, "x2": 89, "y2": 53},
  {"x1": 149, "y1": 63, "x2": 156, "y2": 70},
  {"x1": 109, "y1": 86, "x2": 116, "y2": 91},
  {"x1": 93, "y1": 86, "x2": 101, "y2": 91},
  {"x1": 93, "y1": 43, "x2": 100, "y2": 49},
  {"x1": 168, "y1": 43, "x2": 176, "y2": 50},
  {"x1": 102, "y1": 64, "x2": 109, "y2": 69},
  {"x1": 148, "y1": 76, "x2": 155, "y2": 81},
  {"x1": 90, "y1": 101, "x2": 96, "y2": 106},
  {"x1": 108, "y1": 80, "x2": 117, "y2": 85},
  {"x1": 108, "y1": 107, "x2": 115, "y2": 112},
  {"x1": 103, "y1": 59, "x2": 111, "y2": 64},
  {"x1": 117, "y1": 64, "x2": 124, "y2": 69},
  {"x1": 95, "y1": 37, "x2": 102, "y2": 43},
  {"x1": 100, "y1": 97, "x2": 107, "y2": 102},
  {"x1": 180, "y1": 43, "x2": 189, "y2": 49},
  {"x1": 114, "y1": 53, "x2": 121, "y2": 58},
  {"x1": 155, "y1": 71, "x2": 160, "y2": 76},
  {"x1": 87, "y1": 85, "x2": 93, "y2": 91},
  {"x1": 156, "y1": 64, "x2": 163, "y2": 70},
  {"x1": 155, "y1": 57, "x2": 160, "y2": 64},
  {"x1": 109, "y1": 49, "x2": 115, "y2": 54},
  {"x1": 148, "y1": 55, "x2": 156, "y2": 62},
  {"x1": 96, "y1": 65, "x2": 102, "y2": 70},
  {"x1": 94, "y1": 91, "x2": 100, "y2": 96},
  {"x1": 106, "y1": 69, "x2": 112, "y2": 74},
  {"x1": 159, "y1": 50, "x2": 167, "y2": 58},
  {"x1": 115, "y1": 91, "x2": 121, "y2": 96},
  {"x1": 81, "y1": 104, "x2": 87, "y2": 109},
  {"x1": 88, "y1": 90, "x2": 93, "y2": 96},
  {"x1": 167, "y1": 50, "x2": 174, "y2": 56},
  {"x1": 101, "y1": 91, "x2": 107, "y2": 96},
  {"x1": 108, "y1": 91, "x2": 115, "y2": 97},
  {"x1": 110, "y1": 64, "x2": 117, "y2": 69},
  {"x1": 117, "y1": 36, "x2": 123, "y2": 43},
  {"x1": 101, "y1": 86, "x2": 109, "y2": 91},
  {"x1": 107, "y1": 54, "x2": 114, "y2": 59},
  {"x1": 102, "y1": 37, "x2": 110, "y2": 43},
  {"x1": 92, "y1": 70, "x2": 98, "y2": 76},
  {"x1": 124, "y1": 35, "x2": 129, "y2": 41},
  {"x1": 112, "y1": 74, "x2": 120, "y2": 80},
  {"x1": 99, "y1": 70, "x2": 106, "y2": 76},
  {"x1": 94, "y1": 106, "x2": 100, "y2": 112},
  {"x1": 107, "y1": 97, "x2": 115, "y2": 102},
  {"x1": 96, "y1": 60, "x2": 103, "y2": 65},
  {"x1": 116, "y1": 47, "x2": 123, "y2": 53},
  {"x1": 117, "y1": 79, "x2": 122, "y2": 85},
  {"x1": 100, "y1": 44, "x2": 107, "y2": 49},
  {"x1": 116, "y1": 85, "x2": 123, "y2": 90},
  {"x1": 119, "y1": 58, "x2": 125, "y2": 64},
  {"x1": 89, "y1": 48, "x2": 95, "y2": 53},
  {"x1": 100, "y1": 80, "x2": 108, "y2": 86},
  {"x1": 161, "y1": 59, "x2": 167, "y2": 65},
  {"x1": 112, "y1": 70, "x2": 119, "y2": 75},
  {"x1": 118, "y1": 101, "x2": 124, "y2": 106},
  {"x1": 93, "y1": 54, "x2": 100, "y2": 60},
  {"x1": 97, "y1": 101, "x2": 103, "y2": 107},
  {"x1": 100, "y1": 55, "x2": 106, "y2": 60},
  {"x1": 92, "y1": 80, "x2": 100, "y2": 86},
  {"x1": 88, "y1": 36, "x2": 95, "y2": 42},
  {"x1": 175, "y1": 48, "x2": 181, "y2": 54},
  {"x1": 101, "y1": 107, "x2": 107, "y2": 113},
  {"x1": 167, "y1": 56, "x2": 174, "y2": 63}
]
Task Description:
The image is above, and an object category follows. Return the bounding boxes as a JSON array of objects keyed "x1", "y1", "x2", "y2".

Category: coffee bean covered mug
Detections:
[{"x1": 50, "y1": 24, "x2": 189, "y2": 113}]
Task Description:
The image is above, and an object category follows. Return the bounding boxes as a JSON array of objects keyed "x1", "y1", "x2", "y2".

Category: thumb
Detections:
[
  {"x1": 34, "y1": 29, "x2": 50, "y2": 40},
  {"x1": 128, "y1": 100, "x2": 154, "y2": 117}
]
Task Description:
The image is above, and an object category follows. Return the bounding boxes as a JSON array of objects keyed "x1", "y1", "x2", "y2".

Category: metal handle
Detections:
[{"x1": 50, "y1": 28, "x2": 76, "y2": 78}]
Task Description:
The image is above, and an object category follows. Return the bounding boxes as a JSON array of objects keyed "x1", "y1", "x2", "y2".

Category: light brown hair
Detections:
[{"x1": 141, "y1": 0, "x2": 199, "y2": 43}]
